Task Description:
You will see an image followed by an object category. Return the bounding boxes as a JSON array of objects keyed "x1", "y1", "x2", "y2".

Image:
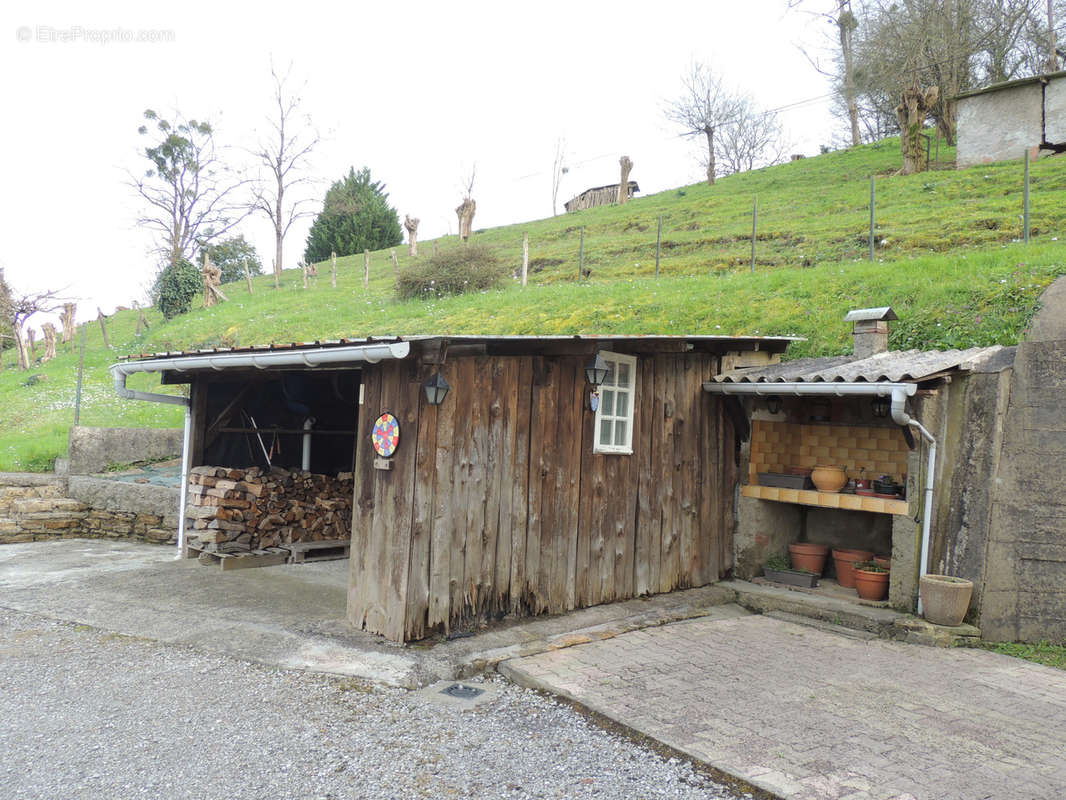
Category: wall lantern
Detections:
[
  {"x1": 584, "y1": 353, "x2": 609, "y2": 387},
  {"x1": 872, "y1": 394, "x2": 891, "y2": 418},
  {"x1": 423, "y1": 372, "x2": 450, "y2": 406},
  {"x1": 766, "y1": 395, "x2": 783, "y2": 415}
]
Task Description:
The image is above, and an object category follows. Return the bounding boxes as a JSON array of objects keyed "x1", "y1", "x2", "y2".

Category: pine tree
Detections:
[{"x1": 304, "y1": 167, "x2": 402, "y2": 263}]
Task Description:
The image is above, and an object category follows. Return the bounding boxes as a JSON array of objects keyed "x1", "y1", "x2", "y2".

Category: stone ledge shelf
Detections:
[{"x1": 742, "y1": 484, "x2": 910, "y2": 516}]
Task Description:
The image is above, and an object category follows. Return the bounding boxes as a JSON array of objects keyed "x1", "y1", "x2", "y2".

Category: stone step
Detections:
[
  {"x1": 723, "y1": 579, "x2": 903, "y2": 637},
  {"x1": 723, "y1": 579, "x2": 982, "y2": 647},
  {"x1": 765, "y1": 610, "x2": 880, "y2": 641}
]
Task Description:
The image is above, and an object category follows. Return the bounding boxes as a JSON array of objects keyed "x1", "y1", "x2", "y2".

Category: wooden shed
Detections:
[
  {"x1": 346, "y1": 335, "x2": 793, "y2": 641},
  {"x1": 564, "y1": 181, "x2": 640, "y2": 212},
  {"x1": 112, "y1": 334, "x2": 795, "y2": 642}
]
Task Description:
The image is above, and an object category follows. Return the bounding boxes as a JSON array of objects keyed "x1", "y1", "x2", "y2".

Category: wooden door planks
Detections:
[
  {"x1": 427, "y1": 360, "x2": 459, "y2": 632},
  {"x1": 349, "y1": 350, "x2": 735, "y2": 642},
  {"x1": 507, "y1": 358, "x2": 533, "y2": 616},
  {"x1": 405, "y1": 379, "x2": 437, "y2": 640},
  {"x1": 348, "y1": 368, "x2": 382, "y2": 630},
  {"x1": 634, "y1": 356, "x2": 661, "y2": 596}
]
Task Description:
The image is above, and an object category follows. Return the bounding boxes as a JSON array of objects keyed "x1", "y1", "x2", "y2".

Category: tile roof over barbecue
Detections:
[{"x1": 711, "y1": 345, "x2": 1014, "y2": 384}]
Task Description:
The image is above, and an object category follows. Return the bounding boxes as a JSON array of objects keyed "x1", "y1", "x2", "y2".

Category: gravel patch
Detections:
[{"x1": 0, "y1": 610, "x2": 750, "y2": 800}]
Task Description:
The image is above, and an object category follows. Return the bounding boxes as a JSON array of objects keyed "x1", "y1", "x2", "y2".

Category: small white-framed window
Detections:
[{"x1": 593, "y1": 351, "x2": 638, "y2": 454}]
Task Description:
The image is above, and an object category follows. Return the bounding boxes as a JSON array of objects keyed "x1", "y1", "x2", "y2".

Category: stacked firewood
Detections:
[{"x1": 186, "y1": 466, "x2": 354, "y2": 551}]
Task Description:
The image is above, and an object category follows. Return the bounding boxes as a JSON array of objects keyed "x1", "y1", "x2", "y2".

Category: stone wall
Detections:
[
  {"x1": 67, "y1": 426, "x2": 184, "y2": 474},
  {"x1": 0, "y1": 473, "x2": 175, "y2": 546},
  {"x1": 981, "y1": 277, "x2": 1066, "y2": 642}
]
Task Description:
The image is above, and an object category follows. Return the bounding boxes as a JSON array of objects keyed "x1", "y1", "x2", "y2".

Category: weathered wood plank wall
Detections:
[{"x1": 348, "y1": 350, "x2": 735, "y2": 641}]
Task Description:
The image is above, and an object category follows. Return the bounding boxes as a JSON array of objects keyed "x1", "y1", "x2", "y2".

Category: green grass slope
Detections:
[{"x1": 2, "y1": 137, "x2": 1064, "y2": 471}]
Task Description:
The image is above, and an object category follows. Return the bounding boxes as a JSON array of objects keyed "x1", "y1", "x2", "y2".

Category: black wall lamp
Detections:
[
  {"x1": 584, "y1": 353, "x2": 608, "y2": 412},
  {"x1": 766, "y1": 395, "x2": 783, "y2": 415},
  {"x1": 584, "y1": 353, "x2": 608, "y2": 387},
  {"x1": 423, "y1": 372, "x2": 450, "y2": 405}
]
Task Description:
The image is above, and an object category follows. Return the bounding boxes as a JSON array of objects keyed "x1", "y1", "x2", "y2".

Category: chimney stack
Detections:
[{"x1": 844, "y1": 307, "x2": 898, "y2": 358}]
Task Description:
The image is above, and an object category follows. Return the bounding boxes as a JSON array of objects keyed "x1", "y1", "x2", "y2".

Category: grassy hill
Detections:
[{"x1": 2, "y1": 137, "x2": 1065, "y2": 471}]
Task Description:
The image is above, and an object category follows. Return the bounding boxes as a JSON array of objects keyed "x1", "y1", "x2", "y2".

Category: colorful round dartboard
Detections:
[{"x1": 371, "y1": 412, "x2": 400, "y2": 458}]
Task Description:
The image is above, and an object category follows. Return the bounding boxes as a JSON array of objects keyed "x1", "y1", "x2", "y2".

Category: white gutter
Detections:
[
  {"x1": 701, "y1": 381, "x2": 917, "y2": 399},
  {"x1": 109, "y1": 341, "x2": 410, "y2": 382},
  {"x1": 109, "y1": 341, "x2": 411, "y2": 556},
  {"x1": 704, "y1": 380, "x2": 935, "y2": 615}
]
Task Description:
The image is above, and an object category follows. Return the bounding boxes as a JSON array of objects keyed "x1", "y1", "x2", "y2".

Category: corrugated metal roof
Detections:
[
  {"x1": 121, "y1": 333, "x2": 801, "y2": 363},
  {"x1": 712, "y1": 346, "x2": 1008, "y2": 384}
]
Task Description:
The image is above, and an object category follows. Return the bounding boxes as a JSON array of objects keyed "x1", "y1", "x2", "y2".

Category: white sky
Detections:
[{"x1": 0, "y1": 0, "x2": 840, "y2": 330}]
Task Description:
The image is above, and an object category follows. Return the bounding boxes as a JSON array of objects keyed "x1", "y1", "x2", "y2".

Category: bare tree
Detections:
[
  {"x1": 551, "y1": 137, "x2": 568, "y2": 216},
  {"x1": 791, "y1": 1, "x2": 863, "y2": 146},
  {"x1": 130, "y1": 110, "x2": 251, "y2": 270},
  {"x1": 618, "y1": 156, "x2": 633, "y2": 204},
  {"x1": 0, "y1": 270, "x2": 64, "y2": 370},
  {"x1": 716, "y1": 101, "x2": 789, "y2": 176},
  {"x1": 456, "y1": 164, "x2": 477, "y2": 241},
  {"x1": 1046, "y1": 0, "x2": 1060, "y2": 71},
  {"x1": 665, "y1": 63, "x2": 743, "y2": 185},
  {"x1": 974, "y1": 0, "x2": 1045, "y2": 82},
  {"x1": 250, "y1": 63, "x2": 320, "y2": 290},
  {"x1": 404, "y1": 215, "x2": 419, "y2": 257}
]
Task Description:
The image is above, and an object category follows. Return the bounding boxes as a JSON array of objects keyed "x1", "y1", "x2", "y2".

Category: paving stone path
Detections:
[{"x1": 501, "y1": 612, "x2": 1066, "y2": 800}]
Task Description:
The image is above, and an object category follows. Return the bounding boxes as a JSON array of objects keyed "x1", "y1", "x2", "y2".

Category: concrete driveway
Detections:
[
  {"x1": 0, "y1": 539, "x2": 420, "y2": 685},
  {"x1": 502, "y1": 613, "x2": 1066, "y2": 800},
  {"x1": 0, "y1": 538, "x2": 737, "y2": 690}
]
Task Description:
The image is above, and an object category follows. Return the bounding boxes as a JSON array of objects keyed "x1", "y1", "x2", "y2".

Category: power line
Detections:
[{"x1": 510, "y1": 91, "x2": 836, "y2": 184}]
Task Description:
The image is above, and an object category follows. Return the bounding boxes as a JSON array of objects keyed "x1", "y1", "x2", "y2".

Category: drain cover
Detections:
[{"x1": 440, "y1": 683, "x2": 484, "y2": 700}]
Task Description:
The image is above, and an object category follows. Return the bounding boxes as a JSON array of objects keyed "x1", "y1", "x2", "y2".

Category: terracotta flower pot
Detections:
[
  {"x1": 920, "y1": 575, "x2": 973, "y2": 627},
  {"x1": 832, "y1": 548, "x2": 873, "y2": 589},
  {"x1": 789, "y1": 542, "x2": 829, "y2": 575},
  {"x1": 811, "y1": 465, "x2": 847, "y2": 493},
  {"x1": 873, "y1": 555, "x2": 891, "y2": 570},
  {"x1": 854, "y1": 567, "x2": 889, "y2": 601}
]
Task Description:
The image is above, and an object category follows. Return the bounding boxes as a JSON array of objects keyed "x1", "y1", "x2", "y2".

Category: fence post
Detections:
[
  {"x1": 74, "y1": 326, "x2": 86, "y2": 426},
  {"x1": 869, "y1": 177, "x2": 876, "y2": 261},
  {"x1": 331, "y1": 251, "x2": 337, "y2": 289},
  {"x1": 578, "y1": 227, "x2": 585, "y2": 280},
  {"x1": 522, "y1": 232, "x2": 529, "y2": 288},
  {"x1": 655, "y1": 213, "x2": 662, "y2": 279},
  {"x1": 1023, "y1": 149, "x2": 1030, "y2": 244},
  {"x1": 750, "y1": 196, "x2": 758, "y2": 272},
  {"x1": 363, "y1": 249, "x2": 370, "y2": 289}
]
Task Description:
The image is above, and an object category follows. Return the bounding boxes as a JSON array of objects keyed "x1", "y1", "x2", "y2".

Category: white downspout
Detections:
[
  {"x1": 110, "y1": 366, "x2": 191, "y2": 557},
  {"x1": 891, "y1": 388, "x2": 937, "y2": 615},
  {"x1": 177, "y1": 404, "x2": 192, "y2": 555},
  {"x1": 301, "y1": 417, "x2": 313, "y2": 471}
]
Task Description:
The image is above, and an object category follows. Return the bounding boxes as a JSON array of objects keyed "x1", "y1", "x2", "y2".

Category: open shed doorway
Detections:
[
  {"x1": 182, "y1": 368, "x2": 362, "y2": 565},
  {"x1": 201, "y1": 369, "x2": 361, "y2": 475}
]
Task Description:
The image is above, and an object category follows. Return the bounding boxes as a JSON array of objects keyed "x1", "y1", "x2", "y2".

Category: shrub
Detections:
[
  {"x1": 154, "y1": 259, "x2": 201, "y2": 319},
  {"x1": 396, "y1": 244, "x2": 507, "y2": 300}
]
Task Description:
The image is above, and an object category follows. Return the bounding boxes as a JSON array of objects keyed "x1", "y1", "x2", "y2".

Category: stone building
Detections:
[{"x1": 956, "y1": 69, "x2": 1066, "y2": 167}]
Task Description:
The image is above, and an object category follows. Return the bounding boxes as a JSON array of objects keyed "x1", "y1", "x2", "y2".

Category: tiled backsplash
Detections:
[{"x1": 749, "y1": 420, "x2": 909, "y2": 484}]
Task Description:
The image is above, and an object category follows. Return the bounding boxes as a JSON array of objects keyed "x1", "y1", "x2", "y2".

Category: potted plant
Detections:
[
  {"x1": 832, "y1": 548, "x2": 874, "y2": 589},
  {"x1": 788, "y1": 541, "x2": 829, "y2": 574},
  {"x1": 853, "y1": 561, "x2": 889, "y2": 601},
  {"x1": 763, "y1": 553, "x2": 819, "y2": 588},
  {"x1": 920, "y1": 574, "x2": 973, "y2": 626}
]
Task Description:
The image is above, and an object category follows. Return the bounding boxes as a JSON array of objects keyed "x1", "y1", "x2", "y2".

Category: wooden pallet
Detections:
[
  {"x1": 285, "y1": 539, "x2": 351, "y2": 564},
  {"x1": 192, "y1": 545, "x2": 290, "y2": 571}
]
